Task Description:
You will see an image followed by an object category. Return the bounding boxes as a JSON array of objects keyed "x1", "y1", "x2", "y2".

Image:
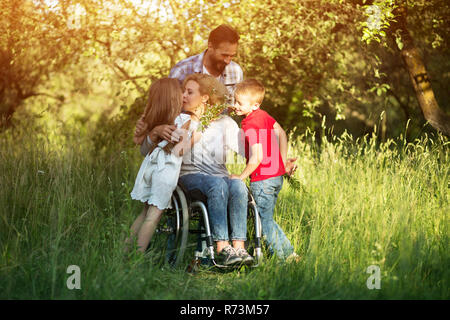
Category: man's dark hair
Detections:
[{"x1": 208, "y1": 24, "x2": 240, "y2": 47}]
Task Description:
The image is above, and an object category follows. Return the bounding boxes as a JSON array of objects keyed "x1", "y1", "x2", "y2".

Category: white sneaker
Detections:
[
  {"x1": 217, "y1": 245, "x2": 242, "y2": 266},
  {"x1": 235, "y1": 248, "x2": 254, "y2": 266}
]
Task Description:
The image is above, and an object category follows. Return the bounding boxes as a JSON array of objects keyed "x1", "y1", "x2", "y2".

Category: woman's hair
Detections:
[
  {"x1": 182, "y1": 73, "x2": 228, "y2": 107},
  {"x1": 143, "y1": 78, "x2": 182, "y2": 133}
]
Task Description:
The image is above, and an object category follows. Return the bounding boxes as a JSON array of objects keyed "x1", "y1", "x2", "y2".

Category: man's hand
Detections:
[
  {"x1": 133, "y1": 134, "x2": 146, "y2": 145},
  {"x1": 230, "y1": 174, "x2": 242, "y2": 180},
  {"x1": 285, "y1": 157, "x2": 298, "y2": 176},
  {"x1": 133, "y1": 116, "x2": 148, "y2": 145},
  {"x1": 135, "y1": 116, "x2": 147, "y2": 136}
]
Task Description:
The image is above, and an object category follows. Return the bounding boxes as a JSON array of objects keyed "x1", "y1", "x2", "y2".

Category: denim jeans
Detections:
[
  {"x1": 179, "y1": 173, "x2": 248, "y2": 241},
  {"x1": 250, "y1": 176, "x2": 294, "y2": 259}
]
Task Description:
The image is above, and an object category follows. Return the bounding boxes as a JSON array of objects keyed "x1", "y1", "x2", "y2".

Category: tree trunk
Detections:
[
  {"x1": 0, "y1": 102, "x2": 18, "y2": 130},
  {"x1": 392, "y1": 3, "x2": 450, "y2": 136}
]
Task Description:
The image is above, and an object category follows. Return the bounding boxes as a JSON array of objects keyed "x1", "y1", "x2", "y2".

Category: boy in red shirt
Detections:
[{"x1": 231, "y1": 79, "x2": 299, "y2": 261}]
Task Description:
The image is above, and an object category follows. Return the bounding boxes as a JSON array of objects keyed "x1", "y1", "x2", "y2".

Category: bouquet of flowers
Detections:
[
  {"x1": 198, "y1": 102, "x2": 235, "y2": 132},
  {"x1": 283, "y1": 174, "x2": 304, "y2": 192},
  {"x1": 283, "y1": 159, "x2": 304, "y2": 192}
]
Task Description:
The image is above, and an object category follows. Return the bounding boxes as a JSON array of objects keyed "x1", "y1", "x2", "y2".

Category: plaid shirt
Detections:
[{"x1": 169, "y1": 50, "x2": 243, "y2": 104}]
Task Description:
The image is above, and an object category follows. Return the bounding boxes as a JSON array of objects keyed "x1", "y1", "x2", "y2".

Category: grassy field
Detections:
[{"x1": 0, "y1": 125, "x2": 448, "y2": 300}]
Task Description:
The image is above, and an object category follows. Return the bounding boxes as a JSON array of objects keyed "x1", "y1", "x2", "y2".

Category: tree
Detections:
[
  {"x1": 391, "y1": 2, "x2": 450, "y2": 135},
  {"x1": 1, "y1": 0, "x2": 223, "y2": 128},
  {"x1": 0, "y1": 0, "x2": 81, "y2": 128},
  {"x1": 361, "y1": 0, "x2": 450, "y2": 136},
  {"x1": 95, "y1": 0, "x2": 450, "y2": 139},
  {"x1": 222, "y1": 0, "x2": 369, "y2": 132},
  {"x1": 2, "y1": 0, "x2": 448, "y2": 140}
]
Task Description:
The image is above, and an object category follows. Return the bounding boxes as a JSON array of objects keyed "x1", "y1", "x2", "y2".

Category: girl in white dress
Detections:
[{"x1": 126, "y1": 75, "x2": 227, "y2": 253}]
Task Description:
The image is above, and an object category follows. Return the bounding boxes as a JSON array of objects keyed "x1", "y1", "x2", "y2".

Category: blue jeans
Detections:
[
  {"x1": 179, "y1": 173, "x2": 248, "y2": 241},
  {"x1": 250, "y1": 176, "x2": 294, "y2": 259}
]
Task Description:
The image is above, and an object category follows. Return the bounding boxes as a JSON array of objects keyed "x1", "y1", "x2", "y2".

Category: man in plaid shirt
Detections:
[
  {"x1": 134, "y1": 24, "x2": 243, "y2": 143},
  {"x1": 169, "y1": 24, "x2": 243, "y2": 104}
]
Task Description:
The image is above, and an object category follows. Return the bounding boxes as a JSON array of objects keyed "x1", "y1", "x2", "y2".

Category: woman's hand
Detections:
[
  {"x1": 230, "y1": 174, "x2": 242, "y2": 180},
  {"x1": 171, "y1": 128, "x2": 190, "y2": 157},
  {"x1": 172, "y1": 128, "x2": 188, "y2": 142},
  {"x1": 152, "y1": 124, "x2": 178, "y2": 142}
]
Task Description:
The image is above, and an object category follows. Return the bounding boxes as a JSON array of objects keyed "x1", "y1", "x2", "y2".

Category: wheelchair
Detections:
[{"x1": 146, "y1": 183, "x2": 263, "y2": 269}]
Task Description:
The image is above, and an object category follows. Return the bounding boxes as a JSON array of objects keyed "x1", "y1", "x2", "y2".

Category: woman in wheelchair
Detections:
[{"x1": 135, "y1": 74, "x2": 254, "y2": 266}]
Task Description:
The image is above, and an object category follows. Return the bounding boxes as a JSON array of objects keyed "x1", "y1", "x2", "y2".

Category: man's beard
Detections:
[{"x1": 212, "y1": 58, "x2": 226, "y2": 74}]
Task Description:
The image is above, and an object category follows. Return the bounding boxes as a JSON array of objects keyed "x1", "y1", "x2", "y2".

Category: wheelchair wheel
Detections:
[
  {"x1": 246, "y1": 191, "x2": 263, "y2": 265},
  {"x1": 146, "y1": 186, "x2": 189, "y2": 267}
]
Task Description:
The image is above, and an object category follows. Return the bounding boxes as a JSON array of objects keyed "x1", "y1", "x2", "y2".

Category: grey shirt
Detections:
[
  {"x1": 180, "y1": 115, "x2": 244, "y2": 178},
  {"x1": 141, "y1": 116, "x2": 244, "y2": 178}
]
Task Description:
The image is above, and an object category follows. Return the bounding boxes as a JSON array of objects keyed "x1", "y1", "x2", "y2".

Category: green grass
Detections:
[{"x1": 0, "y1": 126, "x2": 448, "y2": 299}]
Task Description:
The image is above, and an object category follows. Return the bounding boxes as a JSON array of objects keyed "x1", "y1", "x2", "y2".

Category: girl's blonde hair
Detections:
[
  {"x1": 143, "y1": 78, "x2": 182, "y2": 134},
  {"x1": 182, "y1": 74, "x2": 228, "y2": 106}
]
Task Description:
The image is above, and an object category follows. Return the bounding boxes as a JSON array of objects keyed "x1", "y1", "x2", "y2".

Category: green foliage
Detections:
[
  {"x1": 0, "y1": 0, "x2": 82, "y2": 125},
  {"x1": 360, "y1": 0, "x2": 396, "y2": 45},
  {"x1": 92, "y1": 95, "x2": 147, "y2": 155},
  {"x1": 198, "y1": 102, "x2": 235, "y2": 131},
  {"x1": 233, "y1": 0, "x2": 363, "y2": 128},
  {"x1": 1, "y1": 0, "x2": 449, "y2": 301},
  {"x1": 0, "y1": 124, "x2": 448, "y2": 299},
  {"x1": 1, "y1": 0, "x2": 449, "y2": 139},
  {"x1": 283, "y1": 174, "x2": 305, "y2": 193}
]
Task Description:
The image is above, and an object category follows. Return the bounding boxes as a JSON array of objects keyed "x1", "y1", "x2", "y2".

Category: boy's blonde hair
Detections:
[
  {"x1": 183, "y1": 73, "x2": 228, "y2": 106},
  {"x1": 235, "y1": 79, "x2": 265, "y2": 104}
]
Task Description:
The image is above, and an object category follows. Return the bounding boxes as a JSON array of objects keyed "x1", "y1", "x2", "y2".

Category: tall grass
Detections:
[{"x1": 0, "y1": 124, "x2": 448, "y2": 299}]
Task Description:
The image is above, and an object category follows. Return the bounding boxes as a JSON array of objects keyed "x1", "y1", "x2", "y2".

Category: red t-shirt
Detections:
[{"x1": 241, "y1": 108, "x2": 286, "y2": 182}]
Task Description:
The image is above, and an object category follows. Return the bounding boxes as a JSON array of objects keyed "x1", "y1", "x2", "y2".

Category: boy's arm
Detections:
[
  {"x1": 273, "y1": 121, "x2": 287, "y2": 166},
  {"x1": 273, "y1": 121, "x2": 298, "y2": 176},
  {"x1": 231, "y1": 143, "x2": 263, "y2": 180}
]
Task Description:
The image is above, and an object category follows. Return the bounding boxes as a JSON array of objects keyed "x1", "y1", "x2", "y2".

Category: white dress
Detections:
[{"x1": 130, "y1": 113, "x2": 198, "y2": 210}]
